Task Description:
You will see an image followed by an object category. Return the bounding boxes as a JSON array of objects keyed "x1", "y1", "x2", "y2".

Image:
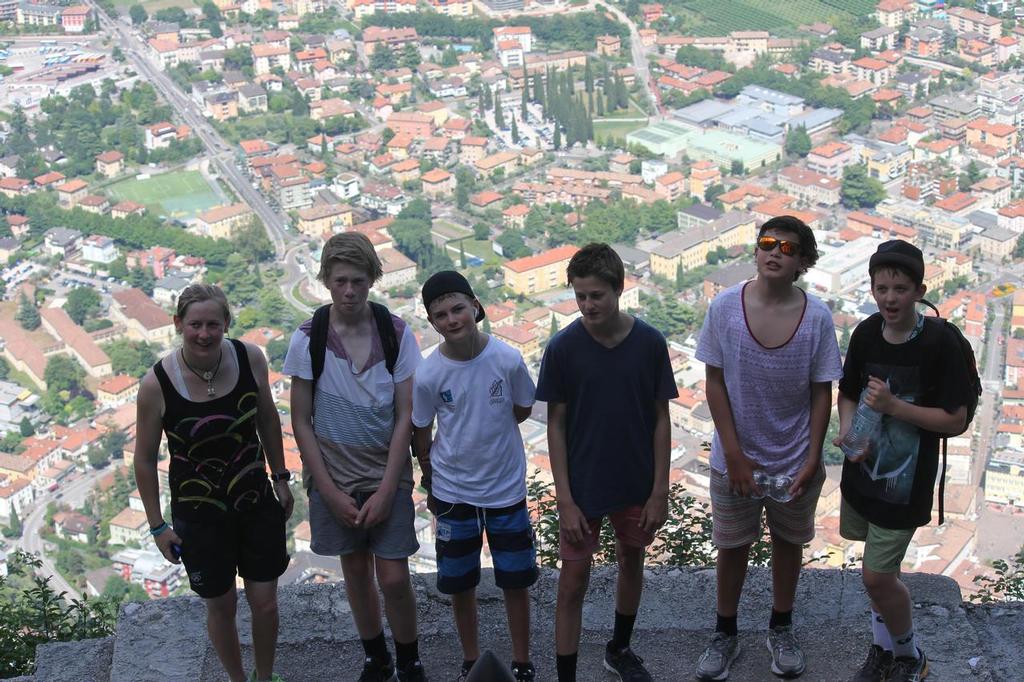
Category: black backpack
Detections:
[
  {"x1": 309, "y1": 301, "x2": 399, "y2": 390},
  {"x1": 304, "y1": 301, "x2": 400, "y2": 489},
  {"x1": 921, "y1": 299, "x2": 982, "y2": 524}
]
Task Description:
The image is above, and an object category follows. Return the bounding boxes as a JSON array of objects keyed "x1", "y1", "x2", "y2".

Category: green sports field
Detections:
[{"x1": 107, "y1": 170, "x2": 221, "y2": 220}]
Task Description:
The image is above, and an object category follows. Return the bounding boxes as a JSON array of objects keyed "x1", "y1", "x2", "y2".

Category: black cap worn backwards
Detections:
[
  {"x1": 421, "y1": 270, "x2": 486, "y2": 322},
  {"x1": 869, "y1": 239, "x2": 924, "y2": 283}
]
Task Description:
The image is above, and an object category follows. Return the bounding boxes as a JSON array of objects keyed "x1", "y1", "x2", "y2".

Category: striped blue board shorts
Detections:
[{"x1": 433, "y1": 497, "x2": 538, "y2": 595}]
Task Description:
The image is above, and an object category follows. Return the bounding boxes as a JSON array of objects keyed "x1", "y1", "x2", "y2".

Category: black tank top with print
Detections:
[{"x1": 153, "y1": 338, "x2": 271, "y2": 521}]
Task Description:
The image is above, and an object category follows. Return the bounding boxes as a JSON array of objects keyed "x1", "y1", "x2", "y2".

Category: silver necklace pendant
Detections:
[
  {"x1": 207, "y1": 383, "x2": 216, "y2": 397},
  {"x1": 202, "y1": 370, "x2": 213, "y2": 381}
]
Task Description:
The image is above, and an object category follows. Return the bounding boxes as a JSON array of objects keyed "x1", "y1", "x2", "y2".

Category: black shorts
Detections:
[{"x1": 172, "y1": 498, "x2": 290, "y2": 599}]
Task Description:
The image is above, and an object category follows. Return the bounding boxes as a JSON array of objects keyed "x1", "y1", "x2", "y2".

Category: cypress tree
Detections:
[
  {"x1": 16, "y1": 292, "x2": 39, "y2": 331},
  {"x1": 553, "y1": 125, "x2": 562, "y2": 150},
  {"x1": 521, "y1": 86, "x2": 528, "y2": 119},
  {"x1": 511, "y1": 116, "x2": 519, "y2": 143},
  {"x1": 494, "y1": 96, "x2": 505, "y2": 129},
  {"x1": 545, "y1": 67, "x2": 555, "y2": 111},
  {"x1": 596, "y1": 91, "x2": 605, "y2": 117},
  {"x1": 584, "y1": 58, "x2": 594, "y2": 93}
]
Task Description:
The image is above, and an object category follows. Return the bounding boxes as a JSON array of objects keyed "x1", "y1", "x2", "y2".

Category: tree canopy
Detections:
[
  {"x1": 63, "y1": 288, "x2": 102, "y2": 326},
  {"x1": 840, "y1": 164, "x2": 887, "y2": 209}
]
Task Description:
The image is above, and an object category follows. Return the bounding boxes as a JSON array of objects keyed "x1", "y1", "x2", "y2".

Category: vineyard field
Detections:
[{"x1": 683, "y1": 0, "x2": 879, "y2": 36}]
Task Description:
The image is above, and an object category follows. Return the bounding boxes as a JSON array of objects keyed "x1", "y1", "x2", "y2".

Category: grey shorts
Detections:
[
  {"x1": 710, "y1": 463, "x2": 825, "y2": 549},
  {"x1": 308, "y1": 487, "x2": 419, "y2": 559}
]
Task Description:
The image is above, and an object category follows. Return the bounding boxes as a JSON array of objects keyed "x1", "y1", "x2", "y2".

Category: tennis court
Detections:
[{"x1": 107, "y1": 170, "x2": 221, "y2": 220}]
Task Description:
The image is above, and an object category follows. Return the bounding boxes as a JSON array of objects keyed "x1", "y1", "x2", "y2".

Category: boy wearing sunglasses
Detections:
[{"x1": 694, "y1": 216, "x2": 842, "y2": 680}]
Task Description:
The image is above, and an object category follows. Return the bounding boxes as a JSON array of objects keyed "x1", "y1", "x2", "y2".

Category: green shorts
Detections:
[{"x1": 839, "y1": 498, "x2": 916, "y2": 574}]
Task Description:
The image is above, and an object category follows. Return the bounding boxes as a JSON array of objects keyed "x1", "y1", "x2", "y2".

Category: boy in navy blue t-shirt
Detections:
[{"x1": 536, "y1": 243, "x2": 677, "y2": 682}]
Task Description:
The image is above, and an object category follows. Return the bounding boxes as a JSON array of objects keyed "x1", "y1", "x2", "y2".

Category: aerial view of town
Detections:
[{"x1": 0, "y1": 0, "x2": 1023, "y2": 672}]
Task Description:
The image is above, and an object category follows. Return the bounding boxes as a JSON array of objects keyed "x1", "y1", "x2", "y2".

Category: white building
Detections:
[
  {"x1": 81, "y1": 235, "x2": 118, "y2": 264},
  {"x1": 802, "y1": 237, "x2": 882, "y2": 294}
]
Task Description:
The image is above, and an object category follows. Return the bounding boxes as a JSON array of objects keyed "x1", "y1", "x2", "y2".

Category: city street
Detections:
[{"x1": 15, "y1": 468, "x2": 106, "y2": 601}]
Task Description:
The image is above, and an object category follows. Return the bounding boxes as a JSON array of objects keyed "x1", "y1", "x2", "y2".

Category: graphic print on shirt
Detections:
[
  {"x1": 167, "y1": 389, "x2": 265, "y2": 514},
  {"x1": 854, "y1": 362, "x2": 921, "y2": 505},
  {"x1": 489, "y1": 378, "x2": 504, "y2": 405}
]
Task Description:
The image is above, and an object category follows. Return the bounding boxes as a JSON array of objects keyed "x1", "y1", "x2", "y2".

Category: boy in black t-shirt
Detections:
[
  {"x1": 535, "y1": 244, "x2": 677, "y2": 682},
  {"x1": 835, "y1": 240, "x2": 969, "y2": 682}
]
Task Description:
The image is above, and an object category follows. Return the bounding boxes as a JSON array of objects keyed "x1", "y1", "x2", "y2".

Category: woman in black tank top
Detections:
[{"x1": 133, "y1": 284, "x2": 293, "y2": 682}]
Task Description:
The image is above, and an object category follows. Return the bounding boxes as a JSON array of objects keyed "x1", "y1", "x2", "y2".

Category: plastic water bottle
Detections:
[
  {"x1": 752, "y1": 470, "x2": 794, "y2": 502},
  {"x1": 841, "y1": 388, "x2": 882, "y2": 460}
]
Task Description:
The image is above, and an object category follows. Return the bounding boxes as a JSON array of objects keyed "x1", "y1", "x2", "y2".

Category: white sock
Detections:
[
  {"x1": 891, "y1": 628, "x2": 919, "y2": 660},
  {"x1": 871, "y1": 609, "x2": 893, "y2": 651}
]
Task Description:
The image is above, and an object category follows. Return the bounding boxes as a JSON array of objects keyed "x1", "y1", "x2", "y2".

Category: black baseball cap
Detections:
[
  {"x1": 421, "y1": 271, "x2": 486, "y2": 322},
  {"x1": 869, "y1": 240, "x2": 924, "y2": 284}
]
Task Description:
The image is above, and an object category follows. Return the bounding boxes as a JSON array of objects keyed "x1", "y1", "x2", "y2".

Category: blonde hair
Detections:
[
  {"x1": 318, "y1": 232, "x2": 383, "y2": 284},
  {"x1": 175, "y1": 283, "x2": 231, "y2": 325}
]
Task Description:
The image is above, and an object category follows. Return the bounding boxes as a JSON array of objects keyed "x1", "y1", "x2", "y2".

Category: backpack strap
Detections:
[
  {"x1": 370, "y1": 301, "x2": 399, "y2": 376},
  {"x1": 309, "y1": 303, "x2": 332, "y2": 395},
  {"x1": 938, "y1": 437, "x2": 947, "y2": 526},
  {"x1": 920, "y1": 298, "x2": 941, "y2": 317}
]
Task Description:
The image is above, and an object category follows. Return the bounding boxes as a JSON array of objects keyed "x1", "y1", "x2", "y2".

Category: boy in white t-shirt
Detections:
[{"x1": 412, "y1": 271, "x2": 538, "y2": 682}]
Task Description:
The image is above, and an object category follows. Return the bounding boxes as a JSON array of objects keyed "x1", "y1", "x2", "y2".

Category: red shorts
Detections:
[{"x1": 559, "y1": 505, "x2": 656, "y2": 561}]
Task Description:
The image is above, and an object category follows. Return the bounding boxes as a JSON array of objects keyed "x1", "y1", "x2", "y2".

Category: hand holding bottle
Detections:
[{"x1": 862, "y1": 376, "x2": 896, "y2": 414}]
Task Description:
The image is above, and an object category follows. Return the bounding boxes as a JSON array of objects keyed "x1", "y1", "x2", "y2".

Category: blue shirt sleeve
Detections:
[
  {"x1": 651, "y1": 328, "x2": 679, "y2": 401},
  {"x1": 534, "y1": 333, "x2": 564, "y2": 403}
]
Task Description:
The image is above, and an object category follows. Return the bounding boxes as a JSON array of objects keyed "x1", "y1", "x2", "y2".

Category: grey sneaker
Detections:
[
  {"x1": 696, "y1": 632, "x2": 740, "y2": 681},
  {"x1": 766, "y1": 626, "x2": 806, "y2": 678},
  {"x1": 886, "y1": 648, "x2": 928, "y2": 682},
  {"x1": 850, "y1": 645, "x2": 893, "y2": 682},
  {"x1": 770, "y1": 626, "x2": 806, "y2": 675}
]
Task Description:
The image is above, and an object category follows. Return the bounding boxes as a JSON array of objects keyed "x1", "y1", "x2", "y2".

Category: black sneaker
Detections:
[
  {"x1": 886, "y1": 648, "x2": 928, "y2": 682},
  {"x1": 358, "y1": 655, "x2": 397, "y2": 682},
  {"x1": 510, "y1": 661, "x2": 536, "y2": 681},
  {"x1": 849, "y1": 645, "x2": 893, "y2": 682},
  {"x1": 396, "y1": 658, "x2": 427, "y2": 682},
  {"x1": 603, "y1": 644, "x2": 652, "y2": 682},
  {"x1": 456, "y1": 660, "x2": 473, "y2": 682}
]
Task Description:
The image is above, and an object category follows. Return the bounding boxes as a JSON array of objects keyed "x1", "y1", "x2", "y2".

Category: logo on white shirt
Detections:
[{"x1": 440, "y1": 389, "x2": 454, "y2": 403}]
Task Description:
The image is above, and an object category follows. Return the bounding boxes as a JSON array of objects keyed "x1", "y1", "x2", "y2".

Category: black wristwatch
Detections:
[{"x1": 270, "y1": 470, "x2": 291, "y2": 482}]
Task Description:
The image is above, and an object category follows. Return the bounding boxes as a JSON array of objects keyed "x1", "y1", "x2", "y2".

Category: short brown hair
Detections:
[
  {"x1": 566, "y1": 243, "x2": 624, "y2": 292},
  {"x1": 175, "y1": 283, "x2": 231, "y2": 325},
  {"x1": 318, "y1": 232, "x2": 383, "y2": 284},
  {"x1": 758, "y1": 215, "x2": 819, "y2": 282}
]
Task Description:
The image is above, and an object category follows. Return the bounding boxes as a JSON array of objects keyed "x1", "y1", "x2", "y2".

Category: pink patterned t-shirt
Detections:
[{"x1": 695, "y1": 281, "x2": 843, "y2": 478}]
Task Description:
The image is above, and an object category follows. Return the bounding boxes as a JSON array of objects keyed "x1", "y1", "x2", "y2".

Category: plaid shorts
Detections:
[{"x1": 709, "y1": 463, "x2": 825, "y2": 549}]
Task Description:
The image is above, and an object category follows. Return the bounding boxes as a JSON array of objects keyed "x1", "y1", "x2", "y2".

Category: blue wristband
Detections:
[{"x1": 150, "y1": 522, "x2": 169, "y2": 537}]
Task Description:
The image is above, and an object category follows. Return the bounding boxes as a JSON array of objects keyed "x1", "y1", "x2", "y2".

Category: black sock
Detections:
[
  {"x1": 361, "y1": 631, "x2": 389, "y2": 662},
  {"x1": 609, "y1": 610, "x2": 637, "y2": 651},
  {"x1": 769, "y1": 609, "x2": 792, "y2": 629},
  {"x1": 394, "y1": 638, "x2": 419, "y2": 668},
  {"x1": 556, "y1": 652, "x2": 578, "y2": 682},
  {"x1": 716, "y1": 613, "x2": 738, "y2": 637}
]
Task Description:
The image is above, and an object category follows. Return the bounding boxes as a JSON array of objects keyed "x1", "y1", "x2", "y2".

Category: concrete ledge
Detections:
[
  {"x1": 32, "y1": 636, "x2": 113, "y2": 682},
  {"x1": 30, "y1": 566, "x2": 1018, "y2": 681}
]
